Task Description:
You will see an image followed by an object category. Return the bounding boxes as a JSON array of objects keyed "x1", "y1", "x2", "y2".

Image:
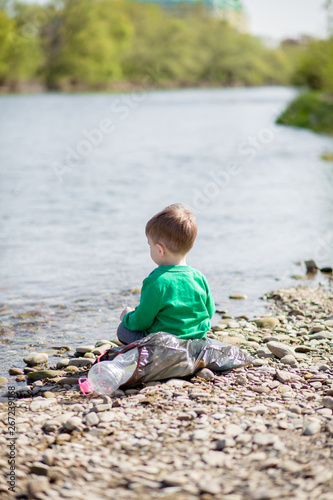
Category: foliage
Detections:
[
  {"x1": 276, "y1": 92, "x2": 333, "y2": 134},
  {"x1": 0, "y1": 0, "x2": 318, "y2": 91}
]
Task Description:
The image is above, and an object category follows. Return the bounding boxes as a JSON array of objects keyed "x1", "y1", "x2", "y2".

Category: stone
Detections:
[
  {"x1": 30, "y1": 398, "x2": 57, "y2": 412},
  {"x1": 92, "y1": 403, "x2": 112, "y2": 412},
  {"x1": 9, "y1": 367, "x2": 24, "y2": 376},
  {"x1": 84, "y1": 412, "x2": 100, "y2": 427},
  {"x1": 195, "y1": 368, "x2": 215, "y2": 381},
  {"x1": 27, "y1": 370, "x2": 66, "y2": 381},
  {"x1": 76, "y1": 345, "x2": 95, "y2": 354},
  {"x1": 56, "y1": 359, "x2": 70, "y2": 369},
  {"x1": 163, "y1": 472, "x2": 187, "y2": 486},
  {"x1": 216, "y1": 438, "x2": 235, "y2": 450},
  {"x1": 225, "y1": 424, "x2": 244, "y2": 437},
  {"x1": 267, "y1": 341, "x2": 294, "y2": 359},
  {"x1": 305, "y1": 260, "x2": 318, "y2": 273},
  {"x1": 0, "y1": 377, "x2": 7, "y2": 385},
  {"x1": 64, "y1": 416, "x2": 83, "y2": 432},
  {"x1": 229, "y1": 294, "x2": 247, "y2": 300},
  {"x1": 322, "y1": 396, "x2": 333, "y2": 409},
  {"x1": 202, "y1": 451, "x2": 228, "y2": 467},
  {"x1": 253, "y1": 433, "x2": 276, "y2": 446},
  {"x1": 27, "y1": 477, "x2": 50, "y2": 497},
  {"x1": 30, "y1": 462, "x2": 49, "y2": 476},
  {"x1": 310, "y1": 326, "x2": 325, "y2": 333},
  {"x1": 280, "y1": 355, "x2": 297, "y2": 367},
  {"x1": 68, "y1": 358, "x2": 94, "y2": 368},
  {"x1": 254, "y1": 317, "x2": 279, "y2": 329},
  {"x1": 23, "y1": 352, "x2": 48, "y2": 367},
  {"x1": 303, "y1": 420, "x2": 321, "y2": 435}
]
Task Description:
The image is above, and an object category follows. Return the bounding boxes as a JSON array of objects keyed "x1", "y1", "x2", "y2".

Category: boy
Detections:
[{"x1": 117, "y1": 203, "x2": 215, "y2": 345}]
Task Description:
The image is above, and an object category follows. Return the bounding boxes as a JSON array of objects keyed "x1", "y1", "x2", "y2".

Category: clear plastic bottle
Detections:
[{"x1": 80, "y1": 348, "x2": 139, "y2": 395}]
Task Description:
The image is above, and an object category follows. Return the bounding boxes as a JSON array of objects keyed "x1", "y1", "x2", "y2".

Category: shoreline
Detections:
[{"x1": 0, "y1": 283, "x2": 333, "y2": 500}]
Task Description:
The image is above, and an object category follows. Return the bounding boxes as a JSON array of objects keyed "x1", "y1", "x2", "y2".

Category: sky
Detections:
[{"x1": 243, "y1": 0, "x2": 328, "y2": 41}]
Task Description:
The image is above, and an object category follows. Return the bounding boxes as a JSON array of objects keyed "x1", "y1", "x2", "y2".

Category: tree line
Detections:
[{"x1": 0, "y1": 0, "x2": 300, "y2": 91}]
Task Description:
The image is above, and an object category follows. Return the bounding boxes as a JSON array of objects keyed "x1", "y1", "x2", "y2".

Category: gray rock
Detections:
[
  {"x1": 75, "y1": 345, "x2": 95, "y2": 354},
  {"x1": 280, "y1": 355, "x2": 297, "y2": 367},
  {"x1": 64, "y1": 416, "x2": 83, "y2": 432},
  {"x1": 84, "y1": 412, "x2": 100, "y2": 427},
  {"x1": 92, "y1": 403, "x2": 112, "y2": 412},
  {"x1": 56, "y1": 358, "x2": 70, "y2": 369},
  {"x1": 30, "y1": 462, "x2": 49, "y2": 476},
  {"x1": 216, "y1": 437, "x2": 235, "y2": 450},
  {"x1": 253, "y1": 433, "x2": 276, "y2": 446},
  {"x1": 303, "y1": 420, "x2": 321, "y2": 435},
  {"x1": 267, "y1": 341, "x2": 294, "y2": 359},
  {"x1": 23, "y1": 352, "x2": 48, "y2": 367},
  {"x1": 68, "y1": 358, "x2": 93, "y2": 367},
  {"x1": 322, "y1": 396, "x2": 333, "y2": 409}
]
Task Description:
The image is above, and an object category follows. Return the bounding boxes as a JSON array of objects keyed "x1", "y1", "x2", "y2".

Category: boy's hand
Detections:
[{"x1": 120, "y1": 307, "x2": 134, "y2": 321}]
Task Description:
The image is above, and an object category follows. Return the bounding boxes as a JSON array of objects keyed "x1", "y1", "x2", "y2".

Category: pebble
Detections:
[
  {"x1": 229, "y1": 294, "x2": 247, "y2": 300},
  {"x1": 322, "y1": 396, "x2": 333, "y2": 409},
  {"x1": 9, "y1": 367, "x2": 24, "y2": 376},
  {"x1": 195, "y1": 368, "x2": 215, "y2": 380},
  {"x1": 280, "y1": 354, "x2": 297, "y2": 367},
  {"x1": 76, "y1": 345, "x2": 95, "y2": 354},
  {"x1": 266, "y1": 341, "x2": 294, "y2": 359},
  {"x1": 23, "y1": 352, "x2": 48, "y2": 367},
  {"x1": 254, "y1": 317, "x2": 279, "y2": 329},
  {"x1": 303, "y1": 420, "x2": 321, "y2": 435},
  {"x1": 27, "y1": 477, "x2": 50, "y2": 496},
  {"x1": 30, "y1": 398, "x2": 57, "y2": 412},
  {"x1": 68, "y1": 358, "x2": 94, "y2": 367},
  {"x1": 2, "y1": 283, "x2": 333, "y2": 500}
]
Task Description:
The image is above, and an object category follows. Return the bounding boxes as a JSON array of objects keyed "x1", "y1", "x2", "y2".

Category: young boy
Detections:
[{"x1": 117, "y1": 203, "x2": 215, "y2": 345}]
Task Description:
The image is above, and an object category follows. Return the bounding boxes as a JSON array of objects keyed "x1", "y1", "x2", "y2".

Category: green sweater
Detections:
[{"x1": 122, "y1": 265, "x2": 215, "y2": 339}]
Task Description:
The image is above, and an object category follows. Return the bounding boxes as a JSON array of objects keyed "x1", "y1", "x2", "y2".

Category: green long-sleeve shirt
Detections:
[{"x1": 122, "y1": 265, "x2": 215, "y2": 340}]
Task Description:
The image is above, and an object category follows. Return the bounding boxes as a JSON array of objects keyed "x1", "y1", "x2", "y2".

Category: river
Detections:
[{"x1": 1, "y1": 86, "x2": 333, "y2": 382}]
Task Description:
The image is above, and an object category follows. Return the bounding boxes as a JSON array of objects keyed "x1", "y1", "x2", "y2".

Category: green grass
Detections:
[{"x1": 276, "y1": 91, "x2": 333, "y2": 135}]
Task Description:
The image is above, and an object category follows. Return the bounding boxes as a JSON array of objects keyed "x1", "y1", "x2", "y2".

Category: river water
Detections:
[{"x1": 1, "y1": 86, "x2": 333, "y2": 382}]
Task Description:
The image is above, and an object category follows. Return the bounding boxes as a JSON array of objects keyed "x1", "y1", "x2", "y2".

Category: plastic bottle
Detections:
[{"x1": 79, "y1": 348, "x2": 139, "y2": 395}]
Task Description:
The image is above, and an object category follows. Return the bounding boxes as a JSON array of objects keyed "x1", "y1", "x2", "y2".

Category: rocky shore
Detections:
[{"x1": 1, "y1": 285, "x2": 333, "y2": 500}]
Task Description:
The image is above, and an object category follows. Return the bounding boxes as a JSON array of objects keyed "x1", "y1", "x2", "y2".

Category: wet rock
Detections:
[
  {"x1": 56, "y1": 358, "x2": 70, "y2": 369},
  {"x1": 229, "y1": 294, "x2": 247, "y2": 300},
  {"x1": 23, "y1": 352, "x2": 48, "y2": 367},
  {"x1": 9, "y1": 367, "x2": 24, "y2": 376},
  {"x1": 27, "y1": 370, "x2": 66, "y2": 381},
  {"x1": 305, "y1": 260, "x2": 318, "y2": 273}
]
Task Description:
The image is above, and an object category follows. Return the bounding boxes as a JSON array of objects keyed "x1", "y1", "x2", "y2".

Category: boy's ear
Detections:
[{"x1": 156, "y1": 243, "x2": 165, "y2": 256}]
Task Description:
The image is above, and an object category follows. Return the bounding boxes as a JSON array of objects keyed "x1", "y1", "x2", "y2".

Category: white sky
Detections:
[{"x1": 242, "y1": 0, "x2": 328, "y2": 40}]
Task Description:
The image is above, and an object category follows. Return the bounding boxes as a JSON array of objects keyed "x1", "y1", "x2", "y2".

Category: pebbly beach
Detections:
[{"x1": 0, "y1": 283, "x2": 333, "y2": 500}]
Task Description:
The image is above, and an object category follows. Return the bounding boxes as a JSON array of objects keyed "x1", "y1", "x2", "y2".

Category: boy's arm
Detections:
[{"x1": 122, "y1": 278, "x2": 161, "y2": 331}]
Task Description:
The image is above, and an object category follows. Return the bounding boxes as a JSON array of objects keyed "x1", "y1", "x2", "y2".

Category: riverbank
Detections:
[
  {"x1": 276, "y1": 91, "x2": 333, "y2": 136},
  {"x1": 0, "y1": 284, "x2": 332, "y2": 500}
]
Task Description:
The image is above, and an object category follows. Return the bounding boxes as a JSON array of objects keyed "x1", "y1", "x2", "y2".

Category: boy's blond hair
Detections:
[{"x1": 145, "y1": 204, "x2": 197, "y2": 255}]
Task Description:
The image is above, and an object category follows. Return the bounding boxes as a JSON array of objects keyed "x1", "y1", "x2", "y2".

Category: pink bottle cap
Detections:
[{"x1": 79, "y1": 377, "x2": 93, "y2": 395}]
